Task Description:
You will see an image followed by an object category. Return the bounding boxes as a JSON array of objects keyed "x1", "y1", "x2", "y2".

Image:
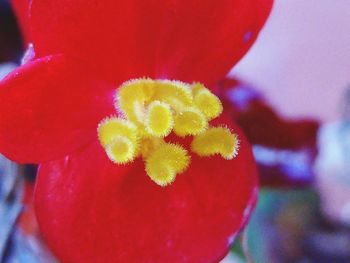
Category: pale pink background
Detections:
[{"x1": 231, "y1": 0, "x2": 350, "y2": 123}]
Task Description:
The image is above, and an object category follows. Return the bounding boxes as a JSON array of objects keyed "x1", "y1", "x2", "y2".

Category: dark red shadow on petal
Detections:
[{"x1": 11, "y1": 0, "x2": 31, "y2": 46}]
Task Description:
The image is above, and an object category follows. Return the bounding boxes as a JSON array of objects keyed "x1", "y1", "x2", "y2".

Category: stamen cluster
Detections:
[{"x1": 98, "y1": 79, "x2": 239, "y2": 186}]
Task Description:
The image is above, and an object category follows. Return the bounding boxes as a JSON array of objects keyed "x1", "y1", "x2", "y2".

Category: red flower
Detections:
[{"x1": 0, "y1": 1, "x2": 272, "y2": 262}]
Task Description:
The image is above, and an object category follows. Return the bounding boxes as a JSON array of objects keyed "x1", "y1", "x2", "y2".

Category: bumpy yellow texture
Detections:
[
  {"x1": 145, "y1": 143, "x2": 190, "y2": 186},
  {"x1": 145, "y1": 101, "x2": 174, "y2": 137},
  {"x1": 97, "y1": 78, "x2": 239, "y2": 187},
  {"x1": 191, "y1": 127, "x2": 240, "y2": 160}
]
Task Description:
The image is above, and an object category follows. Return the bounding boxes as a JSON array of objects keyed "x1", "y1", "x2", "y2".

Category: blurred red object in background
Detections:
[{"x1": 217, "y1": 77, "x2": 319, "y2": 187}]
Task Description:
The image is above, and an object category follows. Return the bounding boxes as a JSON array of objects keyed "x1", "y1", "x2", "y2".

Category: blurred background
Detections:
[{"x1": 0, "y1": 0, "x2": 350, "y2": 262}]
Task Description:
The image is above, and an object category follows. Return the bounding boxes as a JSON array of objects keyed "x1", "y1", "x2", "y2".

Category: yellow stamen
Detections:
[
  {"x1": 153, "y1": 80, "x2": 193, "y2": 110},
  {"x1": 174, "y1": 108, "x2": 208, "y2": 137},
  {"x1": 106, "y1": 136, "x2": 137, "y2": 164},
  {"x1": 192, "y1": 83, "x2": 223, "y2": 120},
  {"x1": 97, "y1": 78, "x2": 240, "y2": 187},
  {"x1": 97, "y1": 117, "x2": 138, "y2": 147},
  {"x1": 191, "y1": 127, "x2": 239, "y2": 160},
  {"x1": 117, "y1": 78, "x2": 155, "y2": 123},
  {"x1": 145, "y1": 143, "x2": 190, "y2": 187},
  {"x1": 145, "y1": 101, "x2": 173, "y2": 137},
  {"x1": 140, "y1": 137, "x2": 163, "y2": 159}
]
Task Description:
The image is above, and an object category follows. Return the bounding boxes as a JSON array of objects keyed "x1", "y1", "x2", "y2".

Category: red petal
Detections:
[
  {"x1": 30, "y1": 0, "x2": 165, "y2": 81},
  {"x1": 11, "y1": 0, "x2": 31, "y2": 45},
  {"x1": 30, "y1": 0, "x2": 273, "y2": 85},
  {"x1": 155, "y1": 0, "x2": 274, "y2": 86},
  {"x1": 0, "y1": 55, "x2": 115, "y2": 163},
  {"x1": 35, "y1": 123, "x2": 257, "y2": 262}
]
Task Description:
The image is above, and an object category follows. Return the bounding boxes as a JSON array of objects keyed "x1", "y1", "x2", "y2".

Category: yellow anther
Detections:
[
  {"x1": 145, "y1": 101, "x2": 174, "y2": 137},
  {"x1": 140, "y1": 137, "x2": 163, "y2": 159},
  {"x1": 117, "y1": 78, "x2": 155, "y2": 123},
  {"x1": 174, "y1": 108, "x2": 208, "y2": 137},
  {"x1": 145, "y1": 143, "x2": 190, "y2": 187},
  {"x1": 154, "y1": 81, "x2": 193, "y2": 109},
  {"x1": 191, "y1": 127, "x2": 239, "y2": 160},
  {"x1": 106, "y1": 136, "x2": 137, "y2": 164},
  {"x1": 192, "y1": 84, "x2": 222, "y2": 120},
  {"x1": 97, "y1": 117, "x2": 138, "y2": 147},
  {"x1": 191, "y1": 83, "x2": 205, "y2": 95}
]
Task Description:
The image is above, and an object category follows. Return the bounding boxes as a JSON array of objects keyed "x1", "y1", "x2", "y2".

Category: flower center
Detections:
[{"x1": 97, "y1": 78, "x2": 239, "y2": 187}]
